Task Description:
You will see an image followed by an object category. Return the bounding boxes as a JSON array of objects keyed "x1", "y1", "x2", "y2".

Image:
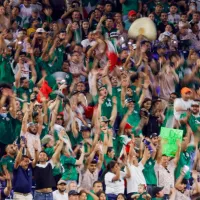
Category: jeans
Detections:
[
  {"x1": 34, "y1": 191, "x2": 53, "y2": 200},
  {"x1": 13, "y1": 192, "x2": 33, "y2": 200}
]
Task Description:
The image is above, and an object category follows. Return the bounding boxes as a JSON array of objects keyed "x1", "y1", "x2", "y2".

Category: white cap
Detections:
[{"x1": 36, "y1": 28, "x2": 46, "y2": 33}]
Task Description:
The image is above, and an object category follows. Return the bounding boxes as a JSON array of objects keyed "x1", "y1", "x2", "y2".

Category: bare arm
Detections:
[{"x1": 109, "y1": 97, "x2": 117, "y2": 126}]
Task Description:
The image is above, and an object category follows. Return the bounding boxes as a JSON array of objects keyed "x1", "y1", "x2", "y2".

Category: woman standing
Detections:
[{"x1": 104, "y1": 161, "x2": 130, "y2": 200}]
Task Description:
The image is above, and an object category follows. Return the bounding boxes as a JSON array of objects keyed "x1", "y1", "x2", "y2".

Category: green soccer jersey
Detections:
[
  {"x1": 52, "y1": 45, "x2": 65, "y2": 71},
  {"x1": 1, "y1": 155, "x2": 15, "y2": 173},
  {"x1": 175, "y1": 145, "x2": 195, "y2": 180},
  {"x1": 102, "y1": 154, "x2": 113, "y2": 171},
  {"x1": 67, "y1": 131, "x2": 83, "y2": 148},
  {"x1": 87, "y1": 190, "x2": 95, "y2": 200},
  {"x1": 112, "y1": 86, "x2": 122, "y2": 113},
  {"x1": 0, "y1": 113, "x2": 19, "y2": 144},
  {"x1": 143, "y1": 158, "x2": 157, "y2": 185},
  {"x1": 38, "y1": 57, "x2": 57, "y2": 75},
  {"x1": 93, "y1": 94, "x2": 113, "y2": 119},
  {"x1": 122, "y1": 108, "x2": 141, "y2": 136},
  {"x1": 16, "y1": 79, "x2": 34, "y2": 102},
  {"x1": 180, "y1": 113, "x2": 200, "y2": 136},
  {"x1": 0, "y1": 55, "x2": 14, "y2": 84},
  {"x1": 188, "y1": 114, "x2": 200, "y2": 135},
  {"x1": 60, "y1": 155, "x2": 78, "y2": 181},
  {"x1": 122, "y1": 0, "x2": 141, "y2": 15}
]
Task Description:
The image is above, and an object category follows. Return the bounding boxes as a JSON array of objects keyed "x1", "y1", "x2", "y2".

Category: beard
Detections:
[{"x1": 58, "y1": 188, "x2": 66, "y2": 193}]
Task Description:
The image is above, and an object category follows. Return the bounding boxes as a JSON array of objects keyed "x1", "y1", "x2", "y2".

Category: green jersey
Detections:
[
  {"x1": 16, "y1": 79, "x2": 34, "y2": 102},
  {"x1": 1, "y1": 155, "x2": 15, "y2": 172},
  {"x1": 0, "y1": 55, "x2": 14, "y2": 84},
  {"x1": 67, "y1": 131, "x2": 83, "y2": 148},
  {"x1": 143, "y1": 158, "x2": 157, "y2": 185},
  {"x1": 60, "y1": 155, "x2": 78, "y2": 181},
  {"x1": 122, "y1": 0, "x2": 142, "y2": 15},
  {"x1": 93, "y1": 94, "x2": 113, "y2": 119},
  {"x1": 112, "y1": 86, "x2": 122, "y2": 113},
  {"x1": 0, "y1": 113, "x2": 19, "y2": 144},
  {"x1": 175, "y1": 145, "x2": 195, "y2": 180},
  {"x1": 122, "y1": 108, "x2": 141, "y2": 136}
]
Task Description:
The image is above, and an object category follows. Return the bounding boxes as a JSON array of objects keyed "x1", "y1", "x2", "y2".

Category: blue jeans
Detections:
[{"x1": 34, "y1": 191, "x2": 53, "y2": 200}]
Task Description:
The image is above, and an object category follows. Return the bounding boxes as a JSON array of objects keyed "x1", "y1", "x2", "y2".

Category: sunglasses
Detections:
[{"x1": 57, "y1": 118, "x2": 63, "y2": 120}]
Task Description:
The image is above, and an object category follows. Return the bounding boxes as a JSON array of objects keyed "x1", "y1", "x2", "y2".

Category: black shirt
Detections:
[{"x1": 34, "y1": 161, "x2": 56, "y2": 190}]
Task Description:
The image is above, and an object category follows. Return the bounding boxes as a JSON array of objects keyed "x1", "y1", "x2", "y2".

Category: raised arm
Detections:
[
  {"x1": 21, "y1": 110, "x2": 29, "y2": 133},
  {"x1": 15, "y1": 63, "x2": 22, "y2": 88},
  {"x1": 75, "y1": 146, "x2": 85, "y2": 165},
  {"x1": 52, "y1": 132, "x2": 64, "y2": 164},
  {"x1": 109, "y1": 96, "x2": 117, "y2": 126},
  {"x1": 28, "y1": 59, "x2": 37, "y2": 84}
]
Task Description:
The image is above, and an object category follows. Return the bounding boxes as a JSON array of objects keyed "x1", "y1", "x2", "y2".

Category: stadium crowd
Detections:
[{"x1": 1, "y1": 0, "x2": 200, "y2": 199}]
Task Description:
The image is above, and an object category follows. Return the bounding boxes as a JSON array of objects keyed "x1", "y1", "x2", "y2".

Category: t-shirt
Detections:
[
  {"x1": 0, "y1": 55, "x2": 14, "y2": 84},
  {"x1": 105, "y1": 171, "x2": 126, "y2": 195},
  {"x1": 13, "y1": 163, "x2": 33, "y2": 193},
  {"x1": 21, "y1": 131, "x2": 41, "y2": 159},
  {"x1": 93, "y1": 94, "x2": 113, "y2": 119},
  {"x1": 60, "y1": 155, "x2": 77, "y2": 181},
  {"x1": 1, "y1": 155, "x2": 15, "y2": 173},
  {"x1": 122, "y1": 0, "x2": 141, "y2": 15},
  {"x1": 143, "y1": 158, "x2": 157, "y2": 185},
  {"x1": 174, "y1": 98, "x2": 193, "y2": 120},
  {"x1": 175, "y1": 145, "x2": 195, "y2": 180},
  {"x1": 16, "y1": 79, "x2": 35, "y2": 102},
  {"x1": 180, "y1": 113, "x2": 200, "y2": 135},
  {"x1": 53, "y1": 190, "x2": 68, "y2": 200},
  {"x1": 0, "y1": 113, "x2": 18, "y2": 144},
  {"x1": 125, "y1": 162, "x2": 146, "y2": 194}
]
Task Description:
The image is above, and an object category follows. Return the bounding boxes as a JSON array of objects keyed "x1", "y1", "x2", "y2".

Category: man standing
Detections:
[
  {"x1": 53, "y1": 180, "x2": 68, "y2": 200},
  {"x1": 13, "y1": 140, "x2": 39, "y2": 200},
  {"x1": 34, "y1": 138, "x2": 63, "y2": 200},
  {"x1": 174, "y1": 87, "x2": 193, "y2": 126},
  {"x1": 87, "y1": 181, "x2": 103, "y2": 200}
]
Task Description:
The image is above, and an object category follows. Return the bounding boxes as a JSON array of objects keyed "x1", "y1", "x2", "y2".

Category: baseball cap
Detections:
[
  {"x1": 152, "y1": 186, "x2": 164, "y2": 198},
  {"x1": 36, "y1": 28, "x2": 46, "y2": 33},
  {"x1": 100, "y1": 116, "x2": 110, "y2": 122},
  {"x1": 41, "y1": 135, "x2": 52, "y2": 146},
  {"x1": 149, "y1": 132, "x2": 158, "y2": 139},
  {"x1": 125, "y1": 97, "x2": 135, "y2": 104},
  {"x1": 128, "y1": 10, "x2": 137, "y2": 17},
  {"x1": 124, "y1": 123, "x2": 133, "y2": 130},
  {"x1": 98, "y1": 84, "x2": 107, "y2": 91},
  {"x1": 68, "y1": 190, "x2": 79, "y2": 196},
  {"x1": 181, "y1": 87, "x2": 192, "y2": 95},
  {"x1": 57, "y1": 180, "x2": 67, "y2": 185},
  {"x1": 27, "y1": 122, "x2": 37, "y2": 128},
  {"x1": 80, "y1": 125, "x2": 91, "y2": 132},
  {"x1": 156, "y1": 2, "x2": 163, "y2": 7},
  {"x1": 191, "y1": 100, "x2": 200, "y2": 106}
]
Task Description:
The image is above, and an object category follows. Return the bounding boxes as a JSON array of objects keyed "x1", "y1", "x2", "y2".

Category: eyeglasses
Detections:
[{"x1": 57, "y1": 118, "x2": 63, "y2": 120}]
